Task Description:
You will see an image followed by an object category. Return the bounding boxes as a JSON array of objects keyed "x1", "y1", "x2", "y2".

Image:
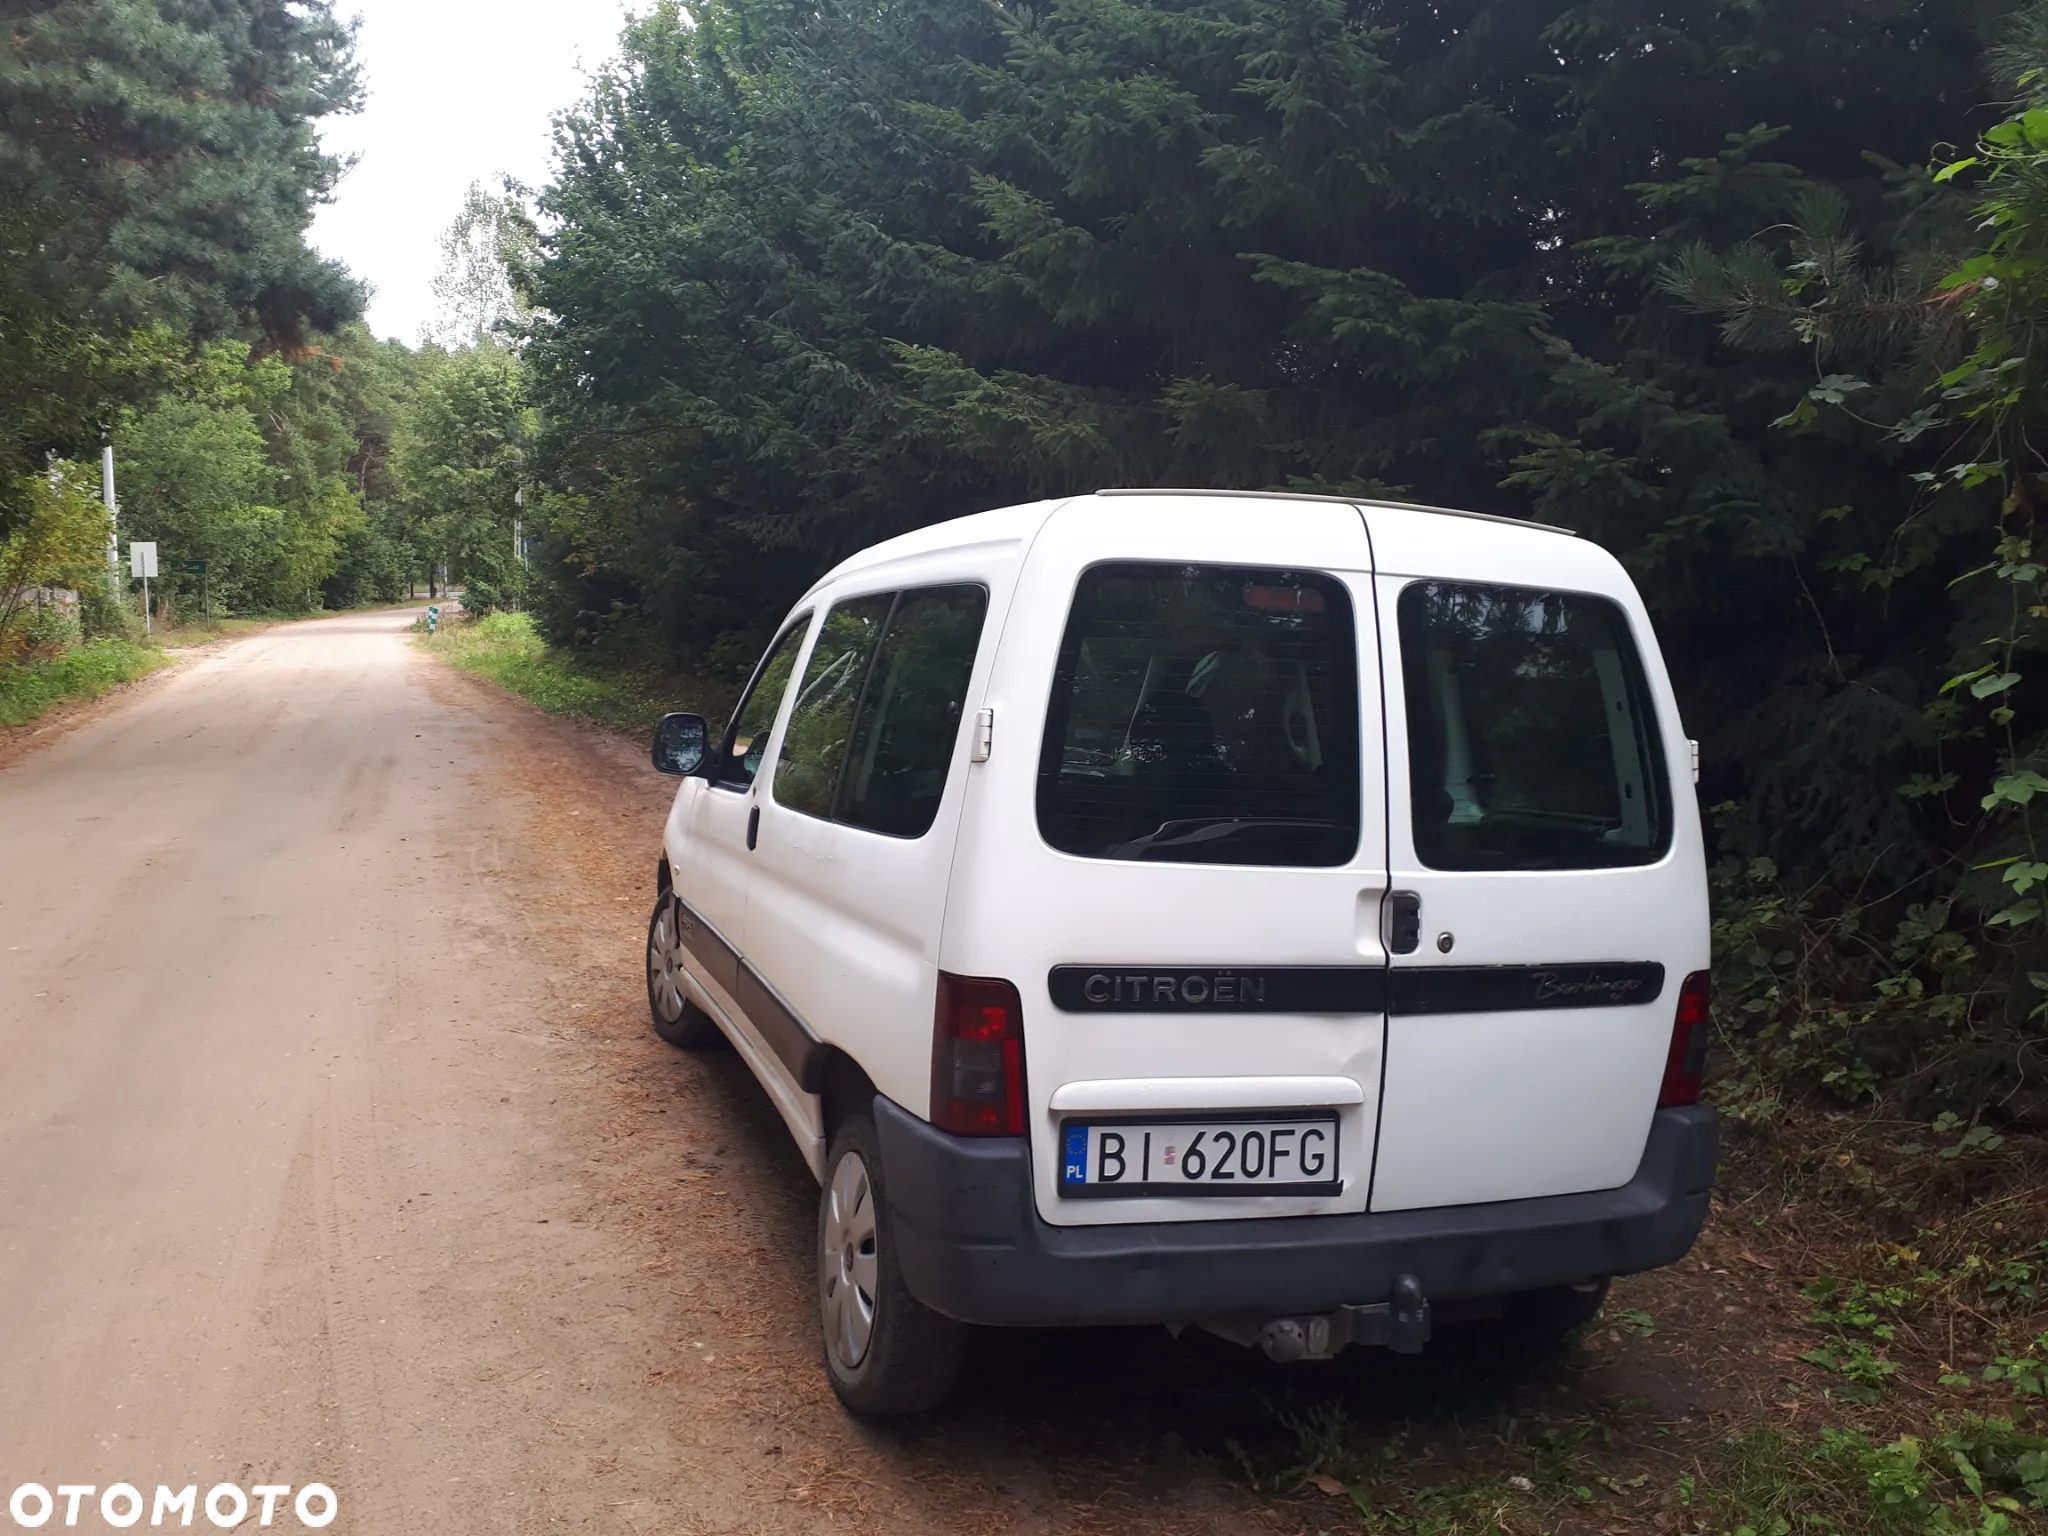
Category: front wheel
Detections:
[
  {"x1": 819, "y1": 1110, "x2": 968, "y2": 1417},
  {"x1": 646, "y1": 893, "x2": 720, "y2": 1048}
]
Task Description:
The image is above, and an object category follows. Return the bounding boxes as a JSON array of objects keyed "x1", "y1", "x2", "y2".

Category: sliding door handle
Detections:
[
  {"x1": 746, "y1": 806, "x2": 760, "y2": 851},
  {"x1": 1388, "y1": 891, "x2": 1421, "y2": 955}
]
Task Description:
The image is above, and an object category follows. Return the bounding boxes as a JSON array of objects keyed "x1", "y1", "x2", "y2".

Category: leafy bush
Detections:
[
  {"x1": 0, "y1": 639, "x2": 162, "y2": 727},
  {"x1": 0, "y1": 461, "x2": 111, "y2": 654},
  {"x1": 416, "y1": 609, "x2": 698, "y2": 731},
  {"x1": 76, "y1": 582, "x2": 138, "y2": 641},
  {"x1": 457, "y1": 575, "x2": 514, "y2": 616},
  {"x1": 1709, "y1": 854, "x2": 2000, "y2": 1120},
  {"x1": 16, "y1": 605, "x2": 81, "y2": 658}
]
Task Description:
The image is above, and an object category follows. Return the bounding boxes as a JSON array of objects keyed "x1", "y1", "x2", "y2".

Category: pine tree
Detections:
[{"x1": 0, "y1": 0, "x2": 365, "y2": 535}]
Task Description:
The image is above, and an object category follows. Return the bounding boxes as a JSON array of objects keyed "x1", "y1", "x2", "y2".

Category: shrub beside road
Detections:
[
  {"x1": 0, "y1": 637, "x2": 162, "y2": 727},
  {"x1": 413, "y1": 610, "x2": 714, "y2": 734}
]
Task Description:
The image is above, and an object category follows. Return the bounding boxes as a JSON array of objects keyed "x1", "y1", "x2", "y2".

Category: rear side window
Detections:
[
  {"x1": 771, "y1": 584, "x2": 988, "y2": 838},
  {"x1": 1037, "y1": 563, "x2": 1361, "y2": 866},
  {"x1": 1397, "y1": 581, "x2": 1671, "y2": 870},
  {"x1": 714, "y1": 615, "x2": 810, "y2": 789},
  {"x1": 775, "y1": 596, "x2": 894, "y2": 817},
  {"x1": 840, "y1": 586, "x2": 990, "y2": 837}
]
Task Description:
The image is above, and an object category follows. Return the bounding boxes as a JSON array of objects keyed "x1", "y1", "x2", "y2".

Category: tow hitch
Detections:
[{"x1": 1198, "y1": 1273, "x2": 1433, "y2": 1363}]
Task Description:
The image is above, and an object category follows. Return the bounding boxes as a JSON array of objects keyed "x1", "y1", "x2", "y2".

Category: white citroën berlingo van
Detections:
[{"x1": 643, "y1": 489, "x2": 1716, "y2": 1417}]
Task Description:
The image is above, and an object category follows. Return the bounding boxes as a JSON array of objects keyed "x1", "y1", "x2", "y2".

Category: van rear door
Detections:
[
  {"x1": 940, "y1": 492, "x2": 1390, "y2": 1228},
  {"x1": 1360, "y1": 509, "x2": 1709, "y2": 1213}
]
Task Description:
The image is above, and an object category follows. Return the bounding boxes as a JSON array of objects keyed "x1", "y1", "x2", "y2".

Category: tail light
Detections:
[
  {"x1": 931, "y1": 972, "x2": 1027, "y2": 1136},
  {"x1": 1658, "y1": 970, "x2": 1712, "y2": 1107}
]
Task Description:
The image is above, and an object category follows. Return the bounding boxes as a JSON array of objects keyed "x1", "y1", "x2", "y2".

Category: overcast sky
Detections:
[{"x1": 310, "y1": 0, "x2": 638, "y2": 345}]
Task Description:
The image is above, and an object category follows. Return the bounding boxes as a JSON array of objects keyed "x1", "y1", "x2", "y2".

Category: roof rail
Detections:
[{"x1": 1092, "y1": 487, "x2": 1573, "y2": 537}]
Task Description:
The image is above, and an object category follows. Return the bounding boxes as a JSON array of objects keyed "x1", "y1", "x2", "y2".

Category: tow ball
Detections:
[{"x1": 1199, "y1": 1274, "x2": 1433, "y2": 1363}]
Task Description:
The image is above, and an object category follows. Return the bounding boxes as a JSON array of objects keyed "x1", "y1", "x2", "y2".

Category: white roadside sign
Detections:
[{"x1": 129, "y1": 541, "x2": 158, "y2": 580}]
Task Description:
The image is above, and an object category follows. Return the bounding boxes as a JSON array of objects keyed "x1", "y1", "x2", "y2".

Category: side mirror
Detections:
[{"x1": 652, "y1": 712, "x2": 711, "y2": 776}]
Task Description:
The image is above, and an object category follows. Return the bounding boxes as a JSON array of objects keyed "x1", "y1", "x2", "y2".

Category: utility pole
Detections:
[
  {"x1": 513, "y1": 485, "x2": 525, "y2": 614},
  {"x1": 101, "y1": 446, "x2": 118, "y2": 577}
]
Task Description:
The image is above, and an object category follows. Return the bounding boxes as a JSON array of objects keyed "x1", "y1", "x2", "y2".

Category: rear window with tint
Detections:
[
  {"x1": 1037, "y1": 563, "x2": 1360, "y2": 867},
  {"x1": 1397, "y1": 581, "x2": 1671, "y2": 871}
]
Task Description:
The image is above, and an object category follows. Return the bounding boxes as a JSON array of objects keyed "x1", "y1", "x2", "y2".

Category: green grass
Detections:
[
  {"x1": 0, "y1": 638, "x2": 167, "y2": 727},
  {"x1": 1217, "y1": 1393, "x2": 2047, "y2": 1536},
  {"x1": 415, "y1": 611, "x2": 702, "y2": 732}
]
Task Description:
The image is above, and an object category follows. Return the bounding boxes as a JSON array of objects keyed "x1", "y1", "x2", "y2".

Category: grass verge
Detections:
[
  {"x1": 0, "y1": 638, "x2": 167, "y2": 727},
  {"x1": 414, "y1": 611, "x2": 706, "y2": 733}
]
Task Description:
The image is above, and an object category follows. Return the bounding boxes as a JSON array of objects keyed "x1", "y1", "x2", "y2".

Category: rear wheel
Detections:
[
  {"x1": 818, "y1": 1110, "x2": 968, "y2": 1417},
  {"x1": 1500, "y1": 1278, "x2": 1611, "y2": 1359},
  {"x1": 646, "y1": 893, "x2": 720, "y2": 1048}
]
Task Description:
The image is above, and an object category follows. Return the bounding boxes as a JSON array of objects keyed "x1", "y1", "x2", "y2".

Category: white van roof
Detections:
[
  {"x1": 806, "y1": 488, "x2": 1573, "y2": 598},
  {"x1": 1094, "y1": 487, "x2": 1573, "y2": 536}
]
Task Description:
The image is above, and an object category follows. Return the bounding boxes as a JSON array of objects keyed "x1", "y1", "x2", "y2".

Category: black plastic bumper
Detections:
[{"x1": 875, "y1": 1096, "x2": 1718, "y2": 1327}]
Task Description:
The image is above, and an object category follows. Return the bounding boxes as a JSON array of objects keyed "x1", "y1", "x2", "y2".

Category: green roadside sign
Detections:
[{"x1": 182, "y1": 561, "x2": 207, "y2": 575}]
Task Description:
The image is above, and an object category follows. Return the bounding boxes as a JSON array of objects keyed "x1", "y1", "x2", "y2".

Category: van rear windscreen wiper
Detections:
[{"x1": 1104, "y1": 818, "x2": 1345, "y2": 860}]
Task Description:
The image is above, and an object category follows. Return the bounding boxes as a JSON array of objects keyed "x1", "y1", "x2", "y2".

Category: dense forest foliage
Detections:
[
  {"x1": 522, "y1": 0, "x2": 2048, "y2": 1121},
  {"x1": 0, "y1": 1, "x2": 526, "y2": 644},
  {"x1": 13, "y1": 0, "x2": 2048, "y2": 1125}
]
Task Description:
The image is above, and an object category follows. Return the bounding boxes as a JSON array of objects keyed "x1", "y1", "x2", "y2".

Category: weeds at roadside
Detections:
[
  {"x1": 1212, "y1": 1384, "x2": 2048, "y2": 1534},
  {"x1": 1983, "y1": 1336, "x2": 2048, "y2": 1400},
  {"x1": 0, "y1": 638, "x2": 163, "y2": 726},
  {"x1": 415, "y1": 611, "x2": 715, "y2": 734},
  {"x1": 1801, "y1": 1277, "x2": 1911, "y2": 1403}
]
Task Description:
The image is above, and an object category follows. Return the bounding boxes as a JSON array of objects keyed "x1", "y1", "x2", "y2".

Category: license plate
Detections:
[{"x1": 1058, "y1": 1115, "x2": 1341, "y2": 1198}]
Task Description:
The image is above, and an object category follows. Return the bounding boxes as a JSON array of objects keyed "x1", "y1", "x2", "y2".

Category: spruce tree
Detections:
[{"x1": 0, "y1": 0, "x2": 364, "y2": 534}]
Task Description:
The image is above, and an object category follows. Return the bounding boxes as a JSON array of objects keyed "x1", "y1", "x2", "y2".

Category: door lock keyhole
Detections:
[{"x1": 1436, "y1": 932, "x2": 1455, "y2": 954}]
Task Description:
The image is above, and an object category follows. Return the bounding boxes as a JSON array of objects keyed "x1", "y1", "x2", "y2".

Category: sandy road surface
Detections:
[{"x1": 0, "y1": 610, "x2": 1287, "y2": 1535}]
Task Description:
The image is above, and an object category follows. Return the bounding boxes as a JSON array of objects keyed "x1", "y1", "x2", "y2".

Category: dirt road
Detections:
[{"x1": 0, "y1": 610, "x2": 1290, "y2": 1535}]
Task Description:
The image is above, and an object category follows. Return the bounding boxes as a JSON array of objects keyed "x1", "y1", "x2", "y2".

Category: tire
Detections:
[
  {"x1": 818, "y1": 1110, "x2": 968, "y2": 1417},
  {"x1": 646, "y1": 893, "x2": 721, "y2": 1048},
  {"x1": 1499, "y1": 1278, "x2": 1611, "y2": 1360}
]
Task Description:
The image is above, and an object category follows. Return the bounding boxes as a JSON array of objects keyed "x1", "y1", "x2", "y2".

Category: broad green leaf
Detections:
[
  {"x1": 1984, "y1": 770, "x2": 2048, "y2": 806},
  {"x1": 1808, "y1": 374, "x2": 1869, "y2": 405}
]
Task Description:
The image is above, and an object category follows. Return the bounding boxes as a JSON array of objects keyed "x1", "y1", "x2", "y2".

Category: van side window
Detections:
[
  {"x1": 771, "y1": 584, "x2": 989, "y2": 836},
  {"x1": 712, "y1": 616, "x2": 811, "y2": 790},
  {"x1": 838, "y1": 585, "x2": 989, "y2": 838},
  {"x1": 1396, "y1": 581, "x2": 1672, "y2": 870},
  {"x1": 773, "y1": 595, "x2": 894, "y2": 818},
  {"x1": 1037, "y1": 563, "x2": 1361, "y2": 867}
]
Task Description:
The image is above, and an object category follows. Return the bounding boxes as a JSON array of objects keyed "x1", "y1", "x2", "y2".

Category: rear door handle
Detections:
[
  {"x1": 1388, "y1": 891, "x2": 1421, "y2": 955},
  {"x1": 746, "y1": 806, "x2": 760, "y2": 851}
]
